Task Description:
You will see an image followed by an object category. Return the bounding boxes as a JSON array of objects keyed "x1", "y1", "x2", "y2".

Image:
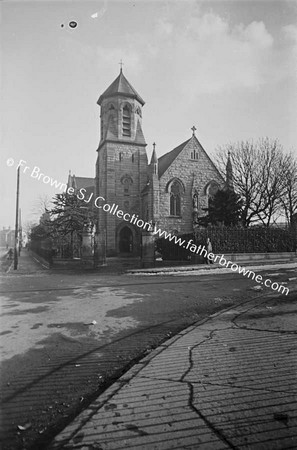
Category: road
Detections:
[{"x1": 0, "y1": 255, "x2": 296, "y2": 450}]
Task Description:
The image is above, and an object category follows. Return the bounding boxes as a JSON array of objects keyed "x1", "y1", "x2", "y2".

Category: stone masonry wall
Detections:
[
  {"x1": 97, "y1": 141, "x2": 148, "y2": 255},
  {"x1": 156, "y1": 137, "x2": 224, "y2": 234}
]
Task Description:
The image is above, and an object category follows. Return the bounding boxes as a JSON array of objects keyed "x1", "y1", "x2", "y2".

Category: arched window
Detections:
[
  {"x1": 170, "y1": 180, "x2": 182, "y2": 216},
  {"x1": 123, "y1": 179, "x2": 130, "y2": 194},
  {"x1": 122, "y1": 105, "x2": 131, "y2": 137},
  {"x1": 207, "y1": 182, "x2": 219, "y2": 199},
  {"x1": 205, "y1": 181, "x2": 219, "y2": 207}
]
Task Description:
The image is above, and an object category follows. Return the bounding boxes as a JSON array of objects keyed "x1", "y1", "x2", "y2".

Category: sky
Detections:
[{"x1": 1, "y1": 0, "x2": 297, "y2": 228}]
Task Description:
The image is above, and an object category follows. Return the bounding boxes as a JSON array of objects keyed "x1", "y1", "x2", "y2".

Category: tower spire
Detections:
[{"x1": 150, "y1": 142, "x2": 158, "y2": 175}]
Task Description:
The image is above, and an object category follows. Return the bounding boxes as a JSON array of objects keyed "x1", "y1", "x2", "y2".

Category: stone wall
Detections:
[{"x1": 156, "y1": 137, "x2": 224, "y2": 234}]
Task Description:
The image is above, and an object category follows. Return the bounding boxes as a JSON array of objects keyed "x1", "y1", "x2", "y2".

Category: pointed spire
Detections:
[
  {"x1": 98, "y1": 69, "x2": 145, "y2": 105},
  {"x1": 67, "y1": 170, "x2": 72, "y2": 188},
  {"x1": 150, "y1": 142, "x2": 158, "y2": 164},
  {"x1": 150, "y1": 142, "x2": 158, "y2": 175},
  {"x1": 226, "y1": 150, "x2": 234, "y2": 190}
]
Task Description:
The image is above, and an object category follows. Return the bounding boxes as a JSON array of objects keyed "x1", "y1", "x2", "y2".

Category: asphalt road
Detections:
[{"x1": 0, "y1": 260, "x2": 295, "y2": 450}]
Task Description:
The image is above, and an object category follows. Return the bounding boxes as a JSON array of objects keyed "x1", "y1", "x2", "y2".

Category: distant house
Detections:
[{"x1": 0, "y1": 227, "x2": 14, "y2": 248}]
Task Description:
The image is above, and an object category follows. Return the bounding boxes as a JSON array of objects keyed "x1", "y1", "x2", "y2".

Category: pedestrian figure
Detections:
[{"x1": 7, "y1": 248, "x2": 13, "y2": 260}]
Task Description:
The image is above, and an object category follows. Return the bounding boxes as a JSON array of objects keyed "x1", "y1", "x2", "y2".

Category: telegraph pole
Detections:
[
  {"x1": 18, "y1": 208, "x2": 22, "y2": 256},
  {"x1": 14, "y1": 166, "x2": 20, "y2": 270}
]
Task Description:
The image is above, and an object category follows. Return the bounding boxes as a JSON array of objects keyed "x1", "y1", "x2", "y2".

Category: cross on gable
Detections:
[
  {"x1": 119, "y1": 59, "x2": 124, "y2": 71},
  {"x1": 191, "y1": 126, "x2": 197, "y2": 136}
]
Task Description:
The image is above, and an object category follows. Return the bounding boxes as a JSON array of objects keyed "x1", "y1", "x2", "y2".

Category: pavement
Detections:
[
  {"x1": 4, "y1": 249, "x2": 49, "y2": 274},
  {"x1": 48, "y1": 288, "x2": 297, "y2": 449}
]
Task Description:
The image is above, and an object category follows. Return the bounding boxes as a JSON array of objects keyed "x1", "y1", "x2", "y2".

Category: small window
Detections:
[
  {"x1": 170, "y1": 181, "x2": 182, "y2": 216},
  {"x1": 132, "y1": 154, "x2": 135, "y2": 163},
  {"x1": 191, "y1": 149, "x2": 199, "y2": 160},
  {"x1": 124, "y1": 179, "x2": 129, "y2": 193},
  {"x1": 109, "y1": 104, "x2": 115, "y2": 110},
  {"x1": 119, "y1": 152, "x2": 123, "y2": 161},
  {"x1": 122, "y1": 105, "x2": 131, "y2": 137}
]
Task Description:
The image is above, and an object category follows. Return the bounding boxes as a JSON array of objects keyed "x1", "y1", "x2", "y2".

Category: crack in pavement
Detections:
[
  {"x1": 180, "y1": 329, "x2": 217, "y2": 383},
  {"x1": 48, "y1": 290, "x2": 296, "y2": 450},
  {"x1": 187, "y1": 381, "x2": 236, "y2": 449},
  {"x1": 137, "y1": 375, "x2": 297, "y2": 395}
]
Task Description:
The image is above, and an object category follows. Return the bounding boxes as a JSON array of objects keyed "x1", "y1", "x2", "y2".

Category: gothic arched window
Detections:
[
  {"x1": 123, "y1": 179, "x2": 130, "y2": 194},
  {"x1": 169, "y1": 180, "x2": 182, "y2": 216},
  {"x1": 205, "y1": 181, "x2": 219, "y2": 208},
  {"x1": 122, "y1": 105, "x2": 131, "y2": 137}
]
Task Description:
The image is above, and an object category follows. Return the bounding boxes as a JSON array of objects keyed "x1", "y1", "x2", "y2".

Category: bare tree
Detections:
[
  {"x1": 31, "y1": 194, "x2": 53, "y2": 219},
  {"x1": 216, "y1": 138, "x2": 286, "y2": 227},
  {"x1": 280, "y1": 152, "x2": 297, "y2": 225}
]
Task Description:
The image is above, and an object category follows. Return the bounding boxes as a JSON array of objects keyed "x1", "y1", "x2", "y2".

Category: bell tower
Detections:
[{"x1": 95, "y1": 69, "x2": 148, "y2": 256}]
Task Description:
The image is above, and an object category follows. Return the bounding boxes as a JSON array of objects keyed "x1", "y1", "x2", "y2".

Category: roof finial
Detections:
[
  {"x1": 153, "y1": 142, "x2": 156, "y2": 151},
  {"x1": 119, "y1": 59, "x2": 124, "y2": 72},
  {"x1": 191, "y1": 125, "x2": 197, "y2": 136}
]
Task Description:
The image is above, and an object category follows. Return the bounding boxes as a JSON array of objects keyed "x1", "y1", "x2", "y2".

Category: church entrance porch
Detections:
[{"x1": 119, "y1": 226, "x2": 133, "y2": 253}]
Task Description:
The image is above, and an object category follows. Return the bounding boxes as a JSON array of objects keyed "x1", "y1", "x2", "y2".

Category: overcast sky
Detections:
[{"x1": 1, "y1": 0, "x2": 297, "y2": 228}]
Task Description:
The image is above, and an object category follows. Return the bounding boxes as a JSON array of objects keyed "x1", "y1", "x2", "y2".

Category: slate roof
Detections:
[
  {"x1": 72, "y1": 177, "x2": 94, "y2": 190},
  {"x1": 98, "y1": 70, "x2": 145, "y2": 106},
  {"x1": 158, "y1": 139, "x2": 191, "y2": 177}
]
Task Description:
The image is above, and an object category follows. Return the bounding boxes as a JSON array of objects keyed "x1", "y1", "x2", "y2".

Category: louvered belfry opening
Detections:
[{"x1": 122, "y1": 105, "x2": 131, "y2": 137}]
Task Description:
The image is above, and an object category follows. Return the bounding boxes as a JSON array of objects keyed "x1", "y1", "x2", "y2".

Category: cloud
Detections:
[
  {"x1": 240, "y1": 21, "x2": 274, "y2": 48},
  {"x1": 163, "y1": 11, "x2": 276, "y2": 96},
  {"x1": 89, "y1": 5, "x2": 294, "y2": 98}
]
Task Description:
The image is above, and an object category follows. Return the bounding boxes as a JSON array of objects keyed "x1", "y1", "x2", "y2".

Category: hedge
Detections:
[
  {"x1": 156, "y1": 226, "x2": 296, "y2": 260},
  {"x1": 195, "y1": 226, "x2": 296, "y2": 253}
]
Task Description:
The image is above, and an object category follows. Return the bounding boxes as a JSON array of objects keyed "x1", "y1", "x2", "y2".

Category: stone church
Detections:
[{"x1": 68, "y1": 69, "x2": 228, "y2": 256}]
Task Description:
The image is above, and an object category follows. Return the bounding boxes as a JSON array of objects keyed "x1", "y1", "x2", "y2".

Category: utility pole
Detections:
[
  {"x1": 14, "y1": 166, "x2": 20, "y2": 270},
  {"x1": 18, "y1": 208, "x2": 22, "y2": 256}
]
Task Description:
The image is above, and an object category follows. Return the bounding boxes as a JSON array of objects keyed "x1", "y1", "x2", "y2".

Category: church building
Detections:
[{"x1": 69, "y1": 69, "x2": 227, "y2": 256}]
